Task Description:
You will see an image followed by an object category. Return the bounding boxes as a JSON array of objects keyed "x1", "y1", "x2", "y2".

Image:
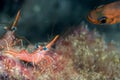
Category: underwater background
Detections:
[
  {"x1": 0, "y1": 0, "x2": 120, "y2": 80},
  {"x1": 0, "y1": 0, "x2": 119, "y2": 43}
]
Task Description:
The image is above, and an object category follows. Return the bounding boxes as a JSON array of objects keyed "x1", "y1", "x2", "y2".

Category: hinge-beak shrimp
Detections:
[
  {"x1": 5, "y1": 35, "x2": 59, "y2": 65},
  {"x1": 0, "y1": 10, "x2": 21, "y2": 50}
]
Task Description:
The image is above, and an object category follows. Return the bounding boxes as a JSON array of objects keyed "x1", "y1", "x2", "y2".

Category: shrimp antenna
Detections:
[{"x1": 11, "y1": 10, "x2": 21, "y2": 31}]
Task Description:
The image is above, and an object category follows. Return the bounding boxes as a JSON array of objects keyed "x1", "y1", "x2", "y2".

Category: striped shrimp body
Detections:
[
  {"x1": 7, "y1": 48, "x2": 52, "y2": 65},
  {"x1": 0, "y1": 10, "x2": 21, "y2": 50},
  {"x1": 5, "y1": 35, "x2": 59, "y2": 65}
]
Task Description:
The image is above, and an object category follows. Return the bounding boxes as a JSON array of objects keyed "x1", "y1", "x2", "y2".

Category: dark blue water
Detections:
[{"x1": 0, "y1": 0, "x2": 119, "y2": 43}]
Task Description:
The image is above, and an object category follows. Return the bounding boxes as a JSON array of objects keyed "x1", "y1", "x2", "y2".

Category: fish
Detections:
[{"x1": 88, "y1": 1, "x2": 120, "y2": 24}]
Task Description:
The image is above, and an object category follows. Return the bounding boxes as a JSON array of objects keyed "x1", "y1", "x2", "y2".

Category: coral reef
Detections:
[
  {"x1": 55, "y1": 23, "x2": 120, "y2": 80},
  {"x1": 0, "y1": 22, "x2": 120, "y2": 80}
]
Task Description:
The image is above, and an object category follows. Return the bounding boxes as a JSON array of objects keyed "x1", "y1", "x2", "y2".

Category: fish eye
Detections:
[{"x1": 98, "y1": 16, "x2": 107, "y2": 24}]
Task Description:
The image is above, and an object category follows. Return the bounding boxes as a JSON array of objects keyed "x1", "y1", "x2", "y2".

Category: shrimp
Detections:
[
  {"x1": 5, "y1": 35, "x2": 59, "y2": 65},
  {"x1": 87, "y1": 1, "x2": 120, "y2": 24},
  {"x1": 0, "y1": 10, "x2": 21, "y2": 50}
]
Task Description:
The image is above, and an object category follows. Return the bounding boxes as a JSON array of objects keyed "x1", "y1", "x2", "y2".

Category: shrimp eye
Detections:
[
  {"x1": 11, "y1": 27, "x2": 17, "y2": 31},
  {"x1": 98, "y1": 16, "x2": 107, "y2": 24},
  {"x1": 43, "y1": 47, "x2": 48, "y2": 51},
  {"x1": 35, "y1": 43, "x2": 40, "y2": 48}
]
